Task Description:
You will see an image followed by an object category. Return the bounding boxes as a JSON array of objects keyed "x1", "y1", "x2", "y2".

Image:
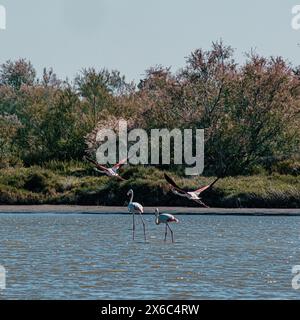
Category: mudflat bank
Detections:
[{"x1": 0, "y1": 205, "x2": 300, "y2": 216}]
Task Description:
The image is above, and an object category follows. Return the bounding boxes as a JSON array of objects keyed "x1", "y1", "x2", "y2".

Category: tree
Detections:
[
  {"x1": 180, "y1": 44, "x2": 300, "y2": 175},
  {"x1": 0, "y1": 114, "x2": 22, "y2": 167},
  {"x1": 0, "y1": 59, "x2": 36, "y2": 90},
  {"x1": 75, "y1": 68, "x2": 130, "y2": 128},
  {"x1": 134, "y1": 42, "x2": 300, "y2": 175},
  {"x1": 41, "y1": 86, "x2": 87, "y2": 161}
]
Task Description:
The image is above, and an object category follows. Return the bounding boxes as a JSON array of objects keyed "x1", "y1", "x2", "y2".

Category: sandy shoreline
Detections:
[{"x1": 0, "y1": 205, "x2": 300, "y2": 216}]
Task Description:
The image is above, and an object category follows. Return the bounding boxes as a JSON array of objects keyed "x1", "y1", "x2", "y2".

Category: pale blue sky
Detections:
[{"x1": 0, "y1": 0, "x2": 299, "y2": 82}]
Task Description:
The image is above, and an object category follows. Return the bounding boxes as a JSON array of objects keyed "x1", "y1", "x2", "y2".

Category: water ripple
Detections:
[{"x1": 0, "y1": 214, "x2": 300, "y2": 299}]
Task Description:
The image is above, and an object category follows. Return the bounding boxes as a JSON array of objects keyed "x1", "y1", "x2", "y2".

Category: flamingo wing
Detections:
[
  {"x1": 193, "y1": 178, "x2": 219, "y2": 196},
  {"x1": 85, "y1": 156, "x2": 108, "y2": 172},
  {"x1": 115, "y1": 175, "x2": 127, "y2": 182},
  {"x1": 132, "y1": 202, "x2": 143, "y2": 213},
  {"x1": 112, "y1": 157, "x2": 128, "y2": 172},
  {"x1": 193, "y1": 198, "x2": 210, "y2": 208},
  {"x1": 160, "y1": 213, "x2": 179, "y2": 223},
  {"x1": 164, "y1": 173, "x2": 187, "y2": 194},
  {"x1": 173, "y1": 188, "x2": 188, "y2": 197}
]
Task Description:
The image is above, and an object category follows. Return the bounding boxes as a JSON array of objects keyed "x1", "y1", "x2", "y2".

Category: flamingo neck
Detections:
[
  {"x1": 129, "y1": 192, "x2": 134, "y2": 203},
  {"x1": 155, "y1": 211, "x2": 160, "y2": 224}
]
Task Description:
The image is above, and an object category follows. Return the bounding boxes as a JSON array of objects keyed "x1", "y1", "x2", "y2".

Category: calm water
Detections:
[{"x1": 0, "y1": 213, "x2": 300, "y2": 300}]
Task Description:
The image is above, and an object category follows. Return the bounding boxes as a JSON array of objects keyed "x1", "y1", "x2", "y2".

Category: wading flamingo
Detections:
[
  {"x1": 127, "y1": 189, "x2": 146, "y2": 241},
  {"x1": 164, "y1": 173, "x2": 219, "y2": 208},
  {"x1": 154, "y1": 208, "x2": 179, "y2": 243},
  {"x1": 85, "y1": 156, "x2": 128, "y2": 181}
]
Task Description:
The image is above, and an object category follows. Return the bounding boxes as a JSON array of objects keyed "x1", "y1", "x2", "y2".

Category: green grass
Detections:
[{"x1": 0, "y1": 163, "x2": 299, "y2": 208}]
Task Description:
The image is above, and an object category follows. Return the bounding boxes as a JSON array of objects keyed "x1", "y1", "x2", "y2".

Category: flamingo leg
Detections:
[
  {"x1": 164, "y1": 223, "x2": 168, "y2": 242},
  {"x1": 167, "y1": 223, "x2": 174, "y2": 243},
  {"x1": 132, "y1": 212, "x2": 135, "y2": 241},
  {"x1": 139, "y1": 212, "x2": 147, "y2": 241}
]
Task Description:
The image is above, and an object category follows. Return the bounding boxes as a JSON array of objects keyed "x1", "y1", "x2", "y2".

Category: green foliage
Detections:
[
  {"x1": 271, "y1": 159, "x2": 300, "y2": 176},
  {"x1": 131, "y1": 42, "x2": 300, "y2": 176},
  {"x1": 0, "y1": 43, "x2": 299, "y2": 177},
  {"x1": 0, "y1": 114, "x2": 23, "y2": 168},
  {"x1": 23, "y1": 172, "x2": 51, "y2": 193},
  {"x1": 0, "y1": 164, "x2": 299, "y2": 207},
  {"x1": 0, "y1": 59, "x2": 36, "y2": 90}
]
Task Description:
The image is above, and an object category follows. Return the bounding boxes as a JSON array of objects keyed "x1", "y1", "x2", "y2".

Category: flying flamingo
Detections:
[
  {"x1": 85, "y1": 156, "x2": 128, "y2": 181},
  {"x1": 164, "y1": 173, "x2": 219, "y2": 208},
  {"x1": 127, "y1": 189, "x2": 146, "y2": 241},
  {"x1": 154, "y1": 208, "x2": 179, "y2": 243}
]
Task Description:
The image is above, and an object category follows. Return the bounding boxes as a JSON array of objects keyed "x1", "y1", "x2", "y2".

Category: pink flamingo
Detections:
[
  {"x1": 155, "y1": 208, "x2": 179, "y2": 243},
  {"x1": 164, "y1": 173, "x2": 219, "y2": 208},
  {"x1": 127, "y1": 189, "x2": 146, "y2": 241},
  {"x1": 85, "y1": 156, "x2": 128, "y2": 181}
]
